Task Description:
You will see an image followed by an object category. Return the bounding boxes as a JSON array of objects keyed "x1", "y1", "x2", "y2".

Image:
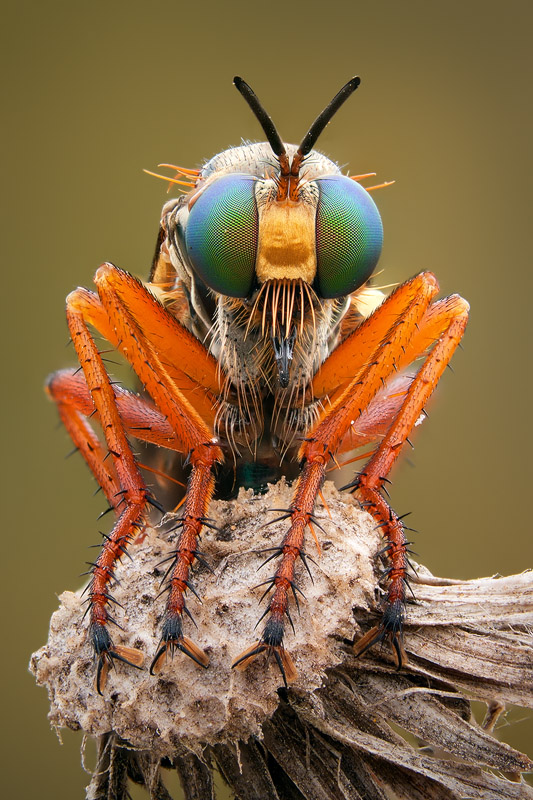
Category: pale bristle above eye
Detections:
[
  {"x1": 185, "y1": 174, "x2": 258, "y2": 298},
  {"x1": 315, "y1": 176, "x2": 383, "y2": 298}
]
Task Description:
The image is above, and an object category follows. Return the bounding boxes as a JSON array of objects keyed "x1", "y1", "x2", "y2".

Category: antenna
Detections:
[
  {"x1": 234, "y1": 76, "x2": 361, "y2": 200},
  {"x1": 233, "y1": 77, "x2": 286, "y2": 158},
  {"x1": 298, "y1": 76, "x2": 360, "y2": 157}
]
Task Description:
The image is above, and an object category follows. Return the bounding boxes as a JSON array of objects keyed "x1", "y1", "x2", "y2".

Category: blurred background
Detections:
[{"x1": 2, "y1": 1, "x2": 531, "y2": 796}]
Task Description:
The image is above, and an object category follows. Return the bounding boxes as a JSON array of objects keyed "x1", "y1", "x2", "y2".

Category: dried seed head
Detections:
[
  {"x1": 30, "y1": 481, "x2": 533, "y2": 798},
  {"x1": 30, "y1": 481, "x2": 380, "y2": 757}
]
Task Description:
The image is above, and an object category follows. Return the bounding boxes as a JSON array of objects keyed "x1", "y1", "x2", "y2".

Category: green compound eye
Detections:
[
  {"x1": 185, "y1": 174, "x2": 258, "y2": 297},
  {"x1": 315, "y1": 176, "x2": 383, "y2": 298}
]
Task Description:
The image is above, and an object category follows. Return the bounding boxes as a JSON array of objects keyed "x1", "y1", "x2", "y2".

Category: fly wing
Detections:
[{"x1": 337, "y1": 373, "x2": 421, "y2": 453}]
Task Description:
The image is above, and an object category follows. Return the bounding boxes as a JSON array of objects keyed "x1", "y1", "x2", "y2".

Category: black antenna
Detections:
[
  {"x1": 233, "y1": 76, "x2": 286, "y2": 158},
  {"x1": 233, "y1": 76, "x2": 360, "y2": 200},
  {"x1": 298, "y1": 76, "x2": 361, "y2": 157}
]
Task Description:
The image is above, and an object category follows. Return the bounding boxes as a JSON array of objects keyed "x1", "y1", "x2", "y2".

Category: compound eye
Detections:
[
  {"x1": 315, "y1": 175, "x2": 383, "y2": 298},
  {"x1": 185, "y1": 174, "x2": 258, "y2": 297}
]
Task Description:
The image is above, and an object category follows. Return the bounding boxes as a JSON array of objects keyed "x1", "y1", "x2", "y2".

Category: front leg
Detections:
[
  {"x1": 50, "y1": 265, "x2": 223, "y2": 690},
  {"x1": 149, "y1": 445, "x2": 215, "y2": 675},
  {"x1": 232, "y1": 460, "x2": 323, "y2": 685},
  {"x1": 91, "y1": 266, "x2": 224, "y2": 675},
  {"x1": 234, "y1": 274, "x2": 468, "y2": 680}
]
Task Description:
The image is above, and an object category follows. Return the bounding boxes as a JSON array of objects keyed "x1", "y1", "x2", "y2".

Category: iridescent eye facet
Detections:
[
  {"x1": 315, "y1": 176, "x2": 383, "y2": 298},
  {"x1": 184, "y1": 174, "x2": 258, "y2": 297}
]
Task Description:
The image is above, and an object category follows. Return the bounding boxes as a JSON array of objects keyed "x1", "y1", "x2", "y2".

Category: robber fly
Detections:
[{"x1": 46, "y1": 77, "x2": 469, "y2": 692}]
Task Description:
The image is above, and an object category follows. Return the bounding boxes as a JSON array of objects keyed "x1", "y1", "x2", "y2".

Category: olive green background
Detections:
[{"x1": 2, "y1": 1, "x2": 531, "y2": 797}]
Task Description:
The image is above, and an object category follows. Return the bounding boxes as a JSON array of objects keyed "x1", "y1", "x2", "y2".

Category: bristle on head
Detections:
[{"x1": 143, "y1": 163, "x2": 199, "y2": 193}]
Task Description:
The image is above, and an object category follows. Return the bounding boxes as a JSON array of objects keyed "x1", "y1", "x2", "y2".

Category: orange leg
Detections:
[
  {"x1": 59, "y1": 291, "x2": 151, "y2": 692},
  {"x1": 234, "y1": 273, "x2": 469, "y2": 679},
  {"x1": 348, "y1": 292, "x2": 469, "y2": 661},
  {"x1": 48, "y1": 369, "x2": 183, "y2": 452},
  {"x1": 48, "y1": 264, "x2": 223, "y2": 690}
]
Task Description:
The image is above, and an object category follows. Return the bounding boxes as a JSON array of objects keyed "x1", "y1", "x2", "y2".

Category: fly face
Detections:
[{"x1": 154, "y1": 78, "x2": 383, "y2": 458}]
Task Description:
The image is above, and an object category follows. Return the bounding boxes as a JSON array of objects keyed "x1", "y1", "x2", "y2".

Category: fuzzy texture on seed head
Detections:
[{"x1": 31, "y1": 481, "x2": 380, "y2": 757}]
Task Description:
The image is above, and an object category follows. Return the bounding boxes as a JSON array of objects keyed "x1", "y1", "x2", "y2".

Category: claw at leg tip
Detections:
[
  {"x1": 150, "y1": 636, "x2": 209, "y2": 675},
  {"x1": 232, "y1": 641, "x2": 298, "y2": 685},
  {"x1": 353, "y1": 626, "x2": 408, "y2": 668},
  {"x1": 94, "y1": 645, "x2": 145, "y2": 694}
]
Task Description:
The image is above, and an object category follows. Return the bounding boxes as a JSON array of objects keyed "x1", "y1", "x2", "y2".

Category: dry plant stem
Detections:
[{"x1": 31, "y1": 482, "x2": 533, "y2": 800}]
